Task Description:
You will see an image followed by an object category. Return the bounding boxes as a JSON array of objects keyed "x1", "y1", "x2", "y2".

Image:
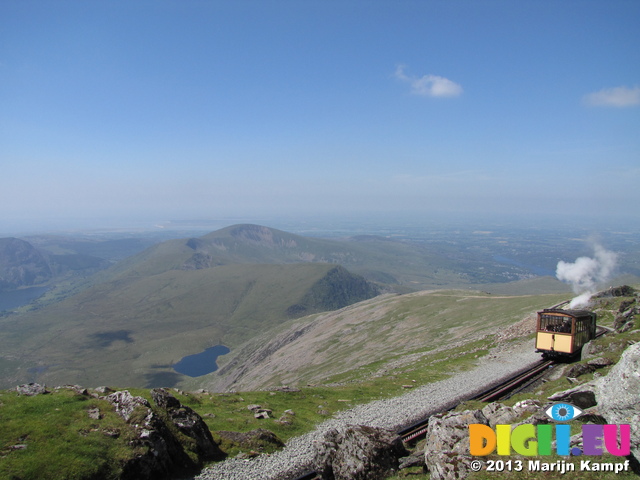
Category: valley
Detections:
[{"x1": 0, "y1": 222, "x2": 638, "y2": 392}]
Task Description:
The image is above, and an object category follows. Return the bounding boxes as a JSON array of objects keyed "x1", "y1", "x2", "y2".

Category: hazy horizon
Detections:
[{"x1": 2, "y1": 1, "x2": 639, "y2": 235}]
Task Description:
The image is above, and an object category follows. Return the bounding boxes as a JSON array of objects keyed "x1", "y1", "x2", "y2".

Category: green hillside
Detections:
[
  {"x1": 0, "y1": 262, "x2": 377, "y2": 389},
  {"x1": 95, "y1": 224, "x2": 530, "y2": 291},
  {"x1": 0, "y1": 223, "x2": 578, "y2": 391}
]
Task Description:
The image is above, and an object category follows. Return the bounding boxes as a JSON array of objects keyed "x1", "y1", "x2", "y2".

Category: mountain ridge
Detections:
[{"x1": 0, "y1": 226, "x2": 382, "y2": 389}]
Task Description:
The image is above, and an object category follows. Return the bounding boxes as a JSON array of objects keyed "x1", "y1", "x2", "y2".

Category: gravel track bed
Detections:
[{"x1": 193, "y1": 340, "x2": 540, "y2": 480}]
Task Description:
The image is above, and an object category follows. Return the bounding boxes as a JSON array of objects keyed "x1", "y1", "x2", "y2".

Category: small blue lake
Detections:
[
  {"x1": 173, "y1": 345, "x2": 230, "y2": 377},
  {"x1": 0, "y1": 286, "x2": 48, "y2": 311}
]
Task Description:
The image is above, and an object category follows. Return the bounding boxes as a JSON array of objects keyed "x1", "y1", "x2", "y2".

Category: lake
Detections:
[
  {"x1": 173, "y1": 345, "x2": 231, "y2": 377},
  {"x1": 0, "y1": 286, "x2": 48, "y2": 311}
]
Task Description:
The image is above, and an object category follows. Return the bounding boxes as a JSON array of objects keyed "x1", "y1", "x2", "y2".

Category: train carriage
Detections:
[{"x1": 535, "y1": 308, "x2": 597, "y2": 359}]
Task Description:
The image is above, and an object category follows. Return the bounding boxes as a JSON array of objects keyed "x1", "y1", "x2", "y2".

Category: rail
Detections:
[{"x1": 287, "y1": 303, "x2": 611, "y2": 479}]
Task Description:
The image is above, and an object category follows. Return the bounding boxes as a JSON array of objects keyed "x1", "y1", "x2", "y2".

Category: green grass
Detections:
[
  {"x1": 1, "y1": 289, "x2": 637, "y2": 480},
  {"x1": 0, "y1": 389, "x2": 137, "y2": 480}
]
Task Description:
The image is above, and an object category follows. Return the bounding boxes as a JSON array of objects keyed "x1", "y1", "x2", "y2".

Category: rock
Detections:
[
  {"x1": 581, "y1": 340, "x2": 606, "y2": 359},
  {"x1": 254, "y1": 411, "x2": 270, "y2": 419},
  {"x1": 547, "y1": 381, "x2": 597, "y2": 409},
  {"x1": 614, "y1": 305, "x2": 639, "y2": 333},
  {"x1": 564, "y1": 363, "x2": 595, "y2": 378},
  {"x1": 150, "y1": 388, "x2": 181, "y2": 409},
  {"x1": 217, "y1": 428, "x2": 285, "y2": 454},
  {"x1": 273, "y1": 385, "x2": 301, "y2": 392},
  {"x1": 586, "y1": 356, "x2": 615, "y2": 369},
  {"x1": 119, "y1": 407, "x2": 195, "y2": 480},
  {"x1": 398, "y1": 452, "x2": 425, "y2": 470},
  {"x1": 618, "y1": 299, "x2": 637, "y2": 313},
  {"x1": 16, "y1": 383, "x2": 48, "y2": 396},
  {"x1": 512, "y1": 399, "x2": 541, "y2": 415},
  {"x1": 596, "y1": 342, "x2": 640, "y2": 463},
  {"x1": 594, "y1": 285, "x2": 636, "y2": 298},
  {"x1": 87, "y1": 407, "x2": 102, "y2": 420},
  {"x1": 106, "y1": 390, "x2": 151, "y2": 422},
  {"x1": 247, "y1": 404, "x2": 262, "y2": 411},
  {"x1": 150, "y1": 388, "x2": 224, "y2": 460},
  {"x1": 424, "y1": 409, "x2": 488, "y2": 480},
  {"x1": 94, "y1": 386, "x2": 114, "y2": 395},
  {"x1": 314, "y1": 424, "x2": 408, "y2": 480},
  {"x1": 481, "y1": 402, "x2": 519, "y2": 427},
  {"x1": 106, "y1": 389, "x2": 224, "y2": 480}
]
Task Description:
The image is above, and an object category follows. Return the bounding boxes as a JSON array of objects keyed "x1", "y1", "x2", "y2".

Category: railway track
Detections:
[
  {"x1": 289, "y1": 305, "x2": 612, "y2": 480},
  {"x1": 397, "y1": 359, "x2": 555, "y2": 444},
  {"x1": 398, "y1": 325, "x2": 609, "y2": 445}
]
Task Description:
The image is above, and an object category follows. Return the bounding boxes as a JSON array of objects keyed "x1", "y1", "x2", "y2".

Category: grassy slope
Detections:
[
  {"x1": 0, "y1": 263, "x2": 368, "y2": 389},
  {"x1": 190, "y1": 290, "x2": 570, "y2": 392},
  {"x1": 3, "y1": 289, "x2": 638, "y2": 480},
  {"x1": 0, "y1": 223, "x2": 563, "y2": 391}
]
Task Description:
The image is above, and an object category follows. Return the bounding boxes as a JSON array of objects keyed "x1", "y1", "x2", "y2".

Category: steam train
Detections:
[{"x1": 535, "y1": 308, "x2": 597, "y2": 360}]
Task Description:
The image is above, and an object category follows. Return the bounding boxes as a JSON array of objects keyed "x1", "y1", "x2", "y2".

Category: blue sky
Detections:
[{"x1": 1, "y1": 0, "x2": 639, "y2": 232}]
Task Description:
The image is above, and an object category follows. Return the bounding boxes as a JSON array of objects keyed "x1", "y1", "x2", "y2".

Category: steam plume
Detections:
[{"x1": 556, "y1": 244, "x2": 618, "y2": 308}]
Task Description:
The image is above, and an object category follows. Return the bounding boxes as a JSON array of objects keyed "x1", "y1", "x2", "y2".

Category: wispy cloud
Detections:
[
  {"x1": 583, "y1": 85, "x2": 640, "y2": 107},
  {"x1": 394, "y1": 65, "x2": 463, "y2": 98}
]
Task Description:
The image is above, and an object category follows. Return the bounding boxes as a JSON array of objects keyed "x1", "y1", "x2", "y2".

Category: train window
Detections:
[{"x1": 540, "y1": 314, "x2": 572, "y2": 332}]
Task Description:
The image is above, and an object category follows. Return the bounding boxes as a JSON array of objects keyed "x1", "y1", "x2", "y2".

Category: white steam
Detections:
[{"x1": 556, "y1": 244, "x2": 618, "y2": 308}]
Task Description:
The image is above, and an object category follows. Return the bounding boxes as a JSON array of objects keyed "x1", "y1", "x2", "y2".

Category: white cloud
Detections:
[
  {"x1": 583, "y1": 85, "x2": 640, "y2": 107},
  {"x1": 394, "y1": 65, "x2": 463, "y2": 98}
]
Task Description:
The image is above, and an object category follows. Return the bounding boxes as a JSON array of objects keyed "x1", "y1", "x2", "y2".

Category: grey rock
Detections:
[
  {"x1": 481, "y1": 402, "x2": 519, "y2": 427},
  {"x1": 150, "y1": 388, "x2": 224, "y2": 460},
  {"x1": 94, "y1": 386, "x2": 114, "y2": 395},
  {"x1": 596, "y1": 342, "x2": 640, "y2": 462},
  {"x1": 106, "y1": 389, "x2": 224, "y2": 479},
  {"x1": 564, "y1": 363, "x2": 595, "y2": 378},
  {"x1": 424, "y1": 409, "x2": 488, "y2": 480},
  {"x1": 586, "y1": 356, "x2": 615, "y2": 368},
  {"x1": 106, "y1": 390, "x2": 151, "y2": 422},
  {"x1": 399, "y1": 452, "x2": 425, "y2": 470},
  {"x1": 547, "y1": 381, "x2": 597, "y2": 409},
  {"x1": 314, "y1": 424, "x2": 407, "y2": 480},
  {"x1": 16, "y1": 383, "x2": 48, "y2": 396},
  {"x1": 581, "y1": 340, "x2": 606, "y2": 359},
  {"x1": 87, "y1": 407, "x2": 102, "y2": 420}
]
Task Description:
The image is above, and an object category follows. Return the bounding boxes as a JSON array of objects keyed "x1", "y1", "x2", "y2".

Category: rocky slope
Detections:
[
  {"x1": 0, "y1": 237, "x2": 53, "y2": 289},
  {"x1": 192, "y1": 290, "x2": 566, "y2": 392},
  {"x1": 194, "y1": 286, "x2": 640, "y2": 480}
]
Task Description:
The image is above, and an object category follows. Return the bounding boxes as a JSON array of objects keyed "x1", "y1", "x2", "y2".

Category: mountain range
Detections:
[{"x1": 0, "y1": 223, "x2": 582, "y2": 390}]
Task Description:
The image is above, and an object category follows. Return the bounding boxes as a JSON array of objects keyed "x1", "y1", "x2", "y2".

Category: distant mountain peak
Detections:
[{"x1": 0, "y1": 237, "x2": 53, "y2": 289}]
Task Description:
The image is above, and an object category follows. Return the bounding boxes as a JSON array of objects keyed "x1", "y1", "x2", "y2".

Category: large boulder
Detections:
[
  {"x1": 596, "y1": 342, "x2": 640, "y2": 463},
  {"x1": 547, "y1": 380, "x2": 598, "y2": 409},
  {"x1": 150, "y1": 388, "x2": 224, "y2": 460},
  {"x1": 424, "y1": 410, "x2": 488, "y2": 480},
  {"x1": 106, "y1": 389, "x2": 224, "y2": 479},
  {"x1": 16, "y1": 383, "x2": 48, "y2": 396},
  {"x1": 313, "y1": 424, "x2": 408, "y2": 480}
]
